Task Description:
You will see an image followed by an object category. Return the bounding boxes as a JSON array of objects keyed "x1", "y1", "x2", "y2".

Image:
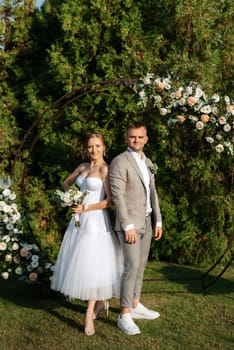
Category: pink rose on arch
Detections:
[
  {"x1": 187, "y1": 96, "x2": 196, "y2": 106},
  {"x1": 175, "y1": 90, "x2": 182, "y2": 99},
  {"x1": 157, "y1": 81, "x2": 165, "y2": 90},
  {"x1": 218, "y1": 116, "x2": 227, "y2": 125},
  {"x1": 20, "y1": 247, "x2": 29, "y2": 257},
  {"x1": 201, "y1": 114, "x2": 209, "y2": 123},
  {"x1": 29, "y1": 272, "x2": 38, "y2": 282},
  {"x1": 176, "y1": 115, "x2": 186, "y2": 123},
  {"x1": 226, "y1": 104, "x2": 233, "y2": 113}
]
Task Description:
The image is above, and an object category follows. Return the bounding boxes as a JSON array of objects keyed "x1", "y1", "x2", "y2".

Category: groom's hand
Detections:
[
  {"x1": 154, "y1": 227, "x2": 163, "y2": 241},
  {"x1": 125, "y1": 228, "x2": 137, "y2": 244}
]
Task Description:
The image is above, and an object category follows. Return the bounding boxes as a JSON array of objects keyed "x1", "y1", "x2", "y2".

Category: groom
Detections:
[{"x1": 109, "y1": 121, "x2": 163, "y2": 335}]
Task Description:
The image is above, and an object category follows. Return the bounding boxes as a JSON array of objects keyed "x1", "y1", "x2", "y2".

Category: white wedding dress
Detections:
[{"x1": 51, "y1": 176, "x2": 122, "y2": 300}]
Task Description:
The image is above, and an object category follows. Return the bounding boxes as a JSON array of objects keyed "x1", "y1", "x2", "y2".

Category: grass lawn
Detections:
[{"x1": 0, "y1": 261, "x2": 233, "y2": 350}]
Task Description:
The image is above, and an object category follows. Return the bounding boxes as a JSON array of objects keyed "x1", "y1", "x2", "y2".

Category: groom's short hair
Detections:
[{"x1": 127, "y1": 121, "x2": 147, "y2": 131}]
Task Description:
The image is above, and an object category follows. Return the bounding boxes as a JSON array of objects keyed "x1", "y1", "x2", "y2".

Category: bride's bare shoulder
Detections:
[
  {"x1": 100, "y1": 163, "x2": 109, "y2": 177},
  {"x1": 76, "y1": 162, "x2": 89, "y2": 172}
]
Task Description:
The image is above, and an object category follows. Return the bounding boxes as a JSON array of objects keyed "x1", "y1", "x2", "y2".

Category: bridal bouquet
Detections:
[{"x1": 54, "y1": 185, "x2": 88, "y2": 227}]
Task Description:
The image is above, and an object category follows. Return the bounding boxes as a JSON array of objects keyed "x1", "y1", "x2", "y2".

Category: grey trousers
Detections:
[{"x1": 117, "y1": 216, "x2": 152, "y2": 308}]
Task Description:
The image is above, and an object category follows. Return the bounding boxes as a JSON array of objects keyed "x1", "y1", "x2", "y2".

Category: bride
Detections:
[{"x1": 51, "y1": 133, "x2": 122, "y2": 336}]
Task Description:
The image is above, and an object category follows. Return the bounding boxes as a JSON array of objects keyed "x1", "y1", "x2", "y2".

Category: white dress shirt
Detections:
[{"x1": 123, "y1": 148, "x2": 162, "y2": 231}]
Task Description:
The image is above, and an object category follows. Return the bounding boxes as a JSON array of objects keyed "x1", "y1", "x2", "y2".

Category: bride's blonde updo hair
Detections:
[{"x1": 86, "y1": 133, "x2": 106, "y2": 146}]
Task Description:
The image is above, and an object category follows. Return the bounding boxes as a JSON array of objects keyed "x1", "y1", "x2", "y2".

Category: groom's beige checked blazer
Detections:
[{"x1": 109, "y1": 150, "x2": 162, "y2": 232}]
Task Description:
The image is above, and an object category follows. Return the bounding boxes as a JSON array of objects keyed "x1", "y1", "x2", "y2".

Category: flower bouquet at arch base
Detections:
[
  {"x1": 54, "y1": 184, "x2": 88, "y2": 227},
  {"x1": 0, "y1": 176, "x2": 54, "y2": 286}
]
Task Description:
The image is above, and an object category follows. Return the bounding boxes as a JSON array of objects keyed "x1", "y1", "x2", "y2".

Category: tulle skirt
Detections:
[{"x1": 51, "y1": 209, "x2": 123, "y2": 300}]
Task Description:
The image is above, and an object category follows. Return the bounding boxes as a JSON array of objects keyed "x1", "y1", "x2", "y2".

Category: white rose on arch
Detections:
[
  {"x1": 0, "y1": 178, "x2": 55, "y2": 285},
  {"x1": 136, "y1": 73, "x2": 233, "y2": 156}
]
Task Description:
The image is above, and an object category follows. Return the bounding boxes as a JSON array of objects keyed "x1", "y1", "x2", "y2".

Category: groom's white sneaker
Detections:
[
  {"x1": 130, "y1": 302, "x2": 160, "y2": 320},
  {"x1": 117, "y1": 313, "x2": 141, "y2": 335}
]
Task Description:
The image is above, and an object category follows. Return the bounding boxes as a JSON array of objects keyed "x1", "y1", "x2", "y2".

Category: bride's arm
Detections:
[
  {"x1": 81, "y1": 197, "x2": 113, "y2": 212},
  {"x1": 62, "y1": 164, "x2": 87, "y2": 191},
  {"x1": 72, "y1": 197, "x2": 113, "y2": 214}
]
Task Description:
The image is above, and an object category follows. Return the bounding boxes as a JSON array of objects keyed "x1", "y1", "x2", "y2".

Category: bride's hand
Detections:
[{"x1": 72, "y1": 204, "x2": 83, "y2": 214}]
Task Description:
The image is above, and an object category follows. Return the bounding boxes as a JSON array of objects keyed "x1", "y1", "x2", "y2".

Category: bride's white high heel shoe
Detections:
[
  {"x1": 84, "y1": 327, "x2": 95, "y2": 336},
  {"x1": 94, "y1": 300, "x2": 109, "y2": 319},
  {"x1": 84, "y1": 312, "x2": 95, "y2": 336}
]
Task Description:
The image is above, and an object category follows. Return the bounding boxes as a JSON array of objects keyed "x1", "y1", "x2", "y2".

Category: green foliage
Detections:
[
  {"x1": 21, "y1": 176, "x2": 64, "y2": 262},
  {"x1": 0, "y1": 0, "x2": 233, "y2": 269},
  {"x1": 149, "y1": 128, "x2": 233, "y2": 265}
]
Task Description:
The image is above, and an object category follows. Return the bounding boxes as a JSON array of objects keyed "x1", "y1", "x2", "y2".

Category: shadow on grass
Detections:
[
  {"x1": 0, "y1": 262, "x2": 233, "y2": 331},
  {"x1": 143, "y1": 262, "x2": 234, "y2": 295},
  {"x1": 0, "y1": 277, "x2": 119, "y2": 331},
  {"x1": 0, "y1": 277, "x2": 88, "y2": 331}
]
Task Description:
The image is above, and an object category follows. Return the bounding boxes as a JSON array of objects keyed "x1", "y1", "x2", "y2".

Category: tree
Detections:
[{"x1": 0, "y1": 0, "x2": 36, "y2": 176}]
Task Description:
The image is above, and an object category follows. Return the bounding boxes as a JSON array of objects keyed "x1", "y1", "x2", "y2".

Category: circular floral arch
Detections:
[{"x1": 0, "y1": 74, "x2": 233, "y2": 289}]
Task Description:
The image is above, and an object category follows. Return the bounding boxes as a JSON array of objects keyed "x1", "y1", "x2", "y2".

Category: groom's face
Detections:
[{"x1": 125, "y1": 127, "x2": 148, "y2": 154}]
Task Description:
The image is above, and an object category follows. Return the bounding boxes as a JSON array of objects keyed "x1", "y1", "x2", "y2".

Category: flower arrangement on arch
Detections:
[
  {"x1": 136, "y1": 73, "x2": 234, "y2": 156},
  {"x1": 0, "y1": 177, "x2": 54, "y2": 284}
]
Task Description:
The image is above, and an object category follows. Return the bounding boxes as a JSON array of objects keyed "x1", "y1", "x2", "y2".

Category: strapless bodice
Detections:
[{"x1": 75, "y1": 176, "x2": 105, "y2": 203}]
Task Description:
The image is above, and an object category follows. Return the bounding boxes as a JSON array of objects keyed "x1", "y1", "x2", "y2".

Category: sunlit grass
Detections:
[{"x1": 0, "y1": 261, "x2": 233, "y2": 350}]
